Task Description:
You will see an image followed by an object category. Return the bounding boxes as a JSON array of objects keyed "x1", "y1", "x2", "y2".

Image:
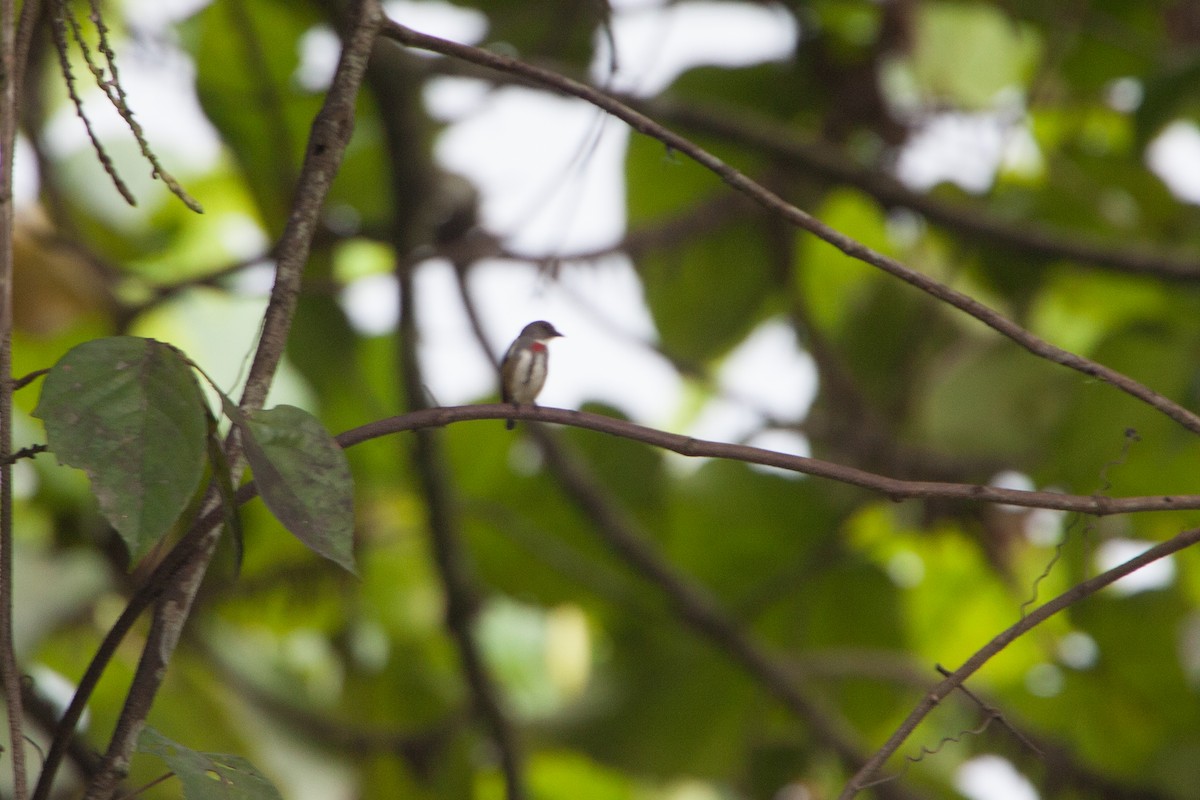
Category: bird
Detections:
[{"x1": 500, "y1": 320, "x2": 563, "y2": 430}]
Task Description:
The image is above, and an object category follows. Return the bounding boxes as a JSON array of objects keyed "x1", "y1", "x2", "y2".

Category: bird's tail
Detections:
[{"x1": 506, "y1": 418, "x2": 516, "y2": 431}]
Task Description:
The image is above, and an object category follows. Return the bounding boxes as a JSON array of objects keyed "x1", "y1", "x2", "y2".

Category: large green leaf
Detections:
[
  {"x1": 33, "y1": 336, "x2": 208, "y2": 558},
  {"x1": 234, "y1": 404, "x2": 357, "y2": 574},
  {"x1": 627, "y1": 130, "x2": 773, "y2": 363},
  {"x1": 137, "y1": 726, "x2": 283, "y2": 800}
]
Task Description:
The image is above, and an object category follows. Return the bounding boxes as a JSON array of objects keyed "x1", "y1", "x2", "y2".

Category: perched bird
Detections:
[{"x1": 500, "y1": 320, "x2": 563, "y2": 429}]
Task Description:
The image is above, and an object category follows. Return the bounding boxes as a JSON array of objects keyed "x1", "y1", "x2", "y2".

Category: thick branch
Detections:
[{"x1": 379, "y1": 21, "x2": 1200, "y2": 438}]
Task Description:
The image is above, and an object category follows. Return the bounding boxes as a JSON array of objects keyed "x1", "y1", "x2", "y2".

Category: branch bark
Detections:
[
  {"x1": 379, "y1": 21, "x2": 1200, "y2": 438},
  {"x1": 0, "y1": 0, "x2": 28, "y2": 792},
  {"x1": 72, "y1": 3, "x2": 384, "y2": 798},
  {"x1": 337, "y1": 404, "x2": 1200, "y2": 516}
]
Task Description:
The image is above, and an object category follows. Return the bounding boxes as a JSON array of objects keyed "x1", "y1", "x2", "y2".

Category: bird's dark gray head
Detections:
[{"x1": 521, "y1": 320, "x2": 564, "y2": 340}]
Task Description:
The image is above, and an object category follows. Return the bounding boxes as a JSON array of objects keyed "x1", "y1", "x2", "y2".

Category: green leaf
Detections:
[
  {"x1": 32, "y1": 337, "x2": 208, "y2": 559},
  {"x1": 234, "y1": 404, "x2": 356, "y2": 574},
  {"x1": 909, "y1": 2, "x2": 1041, "y2": 108},
  {"x1": 626, "y1": 134, "x2": 773, "y2": 363},
  {"x1": 137, "y1": 726, "x2": 283, "y2": 800}
]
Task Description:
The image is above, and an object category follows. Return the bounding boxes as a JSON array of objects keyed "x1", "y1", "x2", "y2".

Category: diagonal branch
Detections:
[
  {"x1": 838, "y1": 523, "x2": 1200, "y2": 798},
  {"x1": 418, "y1": 53, "x2": 1200, "y2": 282},
  {"x1": 65, "y1": 3, "x2": 385, "y2": 799},
  {"x1": 531, "y1": 428, "x2": 923, "y2": 799},
  {"x1": 641, "y1": 99, "x2": 1200, "y2": 282},
  {"x1": 379, "y1": 21, "x2": 1200, "y2": 438}
]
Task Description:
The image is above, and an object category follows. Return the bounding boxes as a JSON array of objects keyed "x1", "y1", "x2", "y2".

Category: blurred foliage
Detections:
[{"x1": 11, "y1": 1, "x2": 1200, "y2": 799}]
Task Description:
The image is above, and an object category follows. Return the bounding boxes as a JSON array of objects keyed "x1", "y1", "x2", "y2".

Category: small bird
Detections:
[{"x1": 500, "y1": 320, "x2": 563, "y2": 429}]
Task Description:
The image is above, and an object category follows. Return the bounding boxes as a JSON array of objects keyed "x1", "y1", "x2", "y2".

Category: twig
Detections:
[
  {"x1": 838, "y1": 525, "x2": 1200, "y2": 798},
  {"x1": 2, "y1": 444, "x2": 47, "y2": 464},
  {"x1": 379, "y1": 21, "x2": 1200, "y2": 438},
  {"x1": 46, "y1": 0, "x2": 136, "y2": 206},
  {"x1": 934, "y1": 664, "x2": 1042, "y2": 757},
  {"x1": 60, "y1": 0, "x2": 200, "y2": 212},
  {"x1": 12, "y1": 368, "x2": 49, "y2": 391},
  {"x1": 81, "y1": 0, "x2": 202, "y2": 212}
]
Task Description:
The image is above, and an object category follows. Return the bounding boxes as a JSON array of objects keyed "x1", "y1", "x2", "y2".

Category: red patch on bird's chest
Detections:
[{"x1": 531, "y1": 342, "x2": 547, "y2": 353}]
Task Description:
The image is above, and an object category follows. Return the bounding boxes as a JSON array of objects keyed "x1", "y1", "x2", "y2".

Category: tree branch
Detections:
[
  {"x1": 0, "y1": 0, "x2": 28, "y2": 791},
  {"x1": 379, "y1": 21, "x2": 1200, "y2": 438},
  {"x1": 416, "y1": 50, "x2": 1200, "y2": 282},
  {"x1": 838, "y1": 523, "x2": 1200, "y2": 798},
  {"x1": 338, "y1": 404, "x2": 1200, "y2": 516},
  {"x1": 72, "y1": 3, "x2": 385, "y2": 798},
  {"x1": 40, "y1": 400, "x2": 1199, "y2": 798},
  {"x1": 642, "y1": 98, "x2": 1200, "y2": 281}
]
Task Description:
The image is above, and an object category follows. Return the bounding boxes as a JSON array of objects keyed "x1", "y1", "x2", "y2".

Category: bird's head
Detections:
[{"x1": 521, "y1": 320, "x2": 564, "y2": 341}]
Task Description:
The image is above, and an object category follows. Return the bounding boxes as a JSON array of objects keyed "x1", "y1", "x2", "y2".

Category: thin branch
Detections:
[
  {"x1": 12, "y1": 368, "x2": 49, "y2": 391},
  {"x1": 838, "y1": 524, "x2": 1200, "y2": 798},
  {"x1": 418, "y1": 53, "x2": 1200, "y2": 282},
  {"x1": 645, "y1": 99, "x2": 1200, "y2": 282},
  {"x1": 339, "y1": 404, "x2": 1200, "y2": 516},
  {"x1": 2, "y1": 443, "x2": 47, "y2": 464},
  {"x1": 79, "y1": 0, "x2": 201, "y2": 212},
  {"x1": 398, "y1": 289, "x2": 527, "y2": 799},
  {"x1": 0, "y1": 0, "x2": 28, "y2": 792},
  {"x1": 46, "y1": 0, "x2": 135, "y2": 206},
  {"x1": 394, "y1": 168, "x2": 526, "y2": 797},
  {"x1": 59, "y1": 0, "x2": 199, "y2": 211},
  {"x1": 379, "y1": 21, "x2": 1200, "y2": 438},
  {"x1": 38, "y1": 400, "x2": 1199, "y2": 799}
]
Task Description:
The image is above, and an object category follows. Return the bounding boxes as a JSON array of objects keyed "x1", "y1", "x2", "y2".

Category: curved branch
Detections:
[
  {"x1": 379, "y1": 21, "x2": 1200, "y2": 439},
  {"x1": 339, "y1": 404, "x2": 1200, "y2": 516},
  {"x1": 416, "y1": 51, "x2": 1200, "y2": 282}
]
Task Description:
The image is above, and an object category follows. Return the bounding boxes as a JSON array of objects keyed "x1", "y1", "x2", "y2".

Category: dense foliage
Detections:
[{"x1": 6, "y1": 1, "x2": 1200, "y2": 799}]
